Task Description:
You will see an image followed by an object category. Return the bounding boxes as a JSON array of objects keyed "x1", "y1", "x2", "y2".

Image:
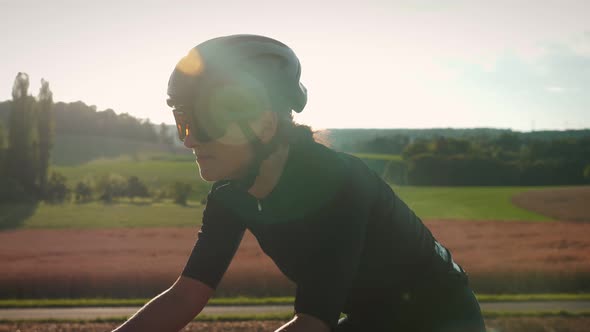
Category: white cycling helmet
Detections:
[{"x1": 168, "y1": 34, "x2": 307, "y2": 114}]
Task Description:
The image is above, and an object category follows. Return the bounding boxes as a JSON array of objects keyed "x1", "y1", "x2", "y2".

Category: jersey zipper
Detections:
[{"x1": 257, "y1": 199, "x2": 262, "y2": 212}]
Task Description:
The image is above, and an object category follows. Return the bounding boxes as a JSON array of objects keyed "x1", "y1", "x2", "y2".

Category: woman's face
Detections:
[
  {"x1": 182, "y1": 113, "x2": 273, "y2": 182},
  {"x1": 172, "y1": 80, "x2": 277, "y2": 182}
]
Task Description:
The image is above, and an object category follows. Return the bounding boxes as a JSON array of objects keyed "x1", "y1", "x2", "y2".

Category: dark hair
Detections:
[{"x1": 275, "y1": 111, "x2": 316, "y2": 145}]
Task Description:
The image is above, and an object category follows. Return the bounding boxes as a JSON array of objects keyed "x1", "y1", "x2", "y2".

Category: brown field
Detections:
[
  {"x1": 1, "y1": 220, "x2": 590, "y2": 298},
  {"x1": 2, "y1": 317, "x2": 590, "y2": 332},
  {"x1": 512, "y1": 186, "x2": 590, "y2": 222}
]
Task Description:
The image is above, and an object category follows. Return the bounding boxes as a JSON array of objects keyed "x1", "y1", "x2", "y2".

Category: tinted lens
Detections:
[
  {"x1": 172, "y1": 109, "x2": 190, "y2": 141},
  {"x1": 172, "y1": 107, "x2": 228, "y2": 143}
]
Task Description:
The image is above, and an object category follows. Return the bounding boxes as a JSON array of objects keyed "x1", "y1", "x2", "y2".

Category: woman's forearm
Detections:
[{"x1": 112, "y1": 278, "x2": 211, "y2": 332}]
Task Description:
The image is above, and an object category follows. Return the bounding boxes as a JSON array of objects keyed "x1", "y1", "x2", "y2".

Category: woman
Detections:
[{"x1": 112, "y1": 34, "x2": 485, "y2": 332}]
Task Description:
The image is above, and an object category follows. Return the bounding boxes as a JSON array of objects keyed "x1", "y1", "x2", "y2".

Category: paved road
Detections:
[{"x1": 1, "y1": 301, "x2": 589, "y2": 320}]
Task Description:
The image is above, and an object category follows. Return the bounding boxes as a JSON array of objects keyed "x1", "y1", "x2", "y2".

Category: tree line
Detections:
[
  {"x1": 367, "y1": 134, "x2": 590, "y2": 186},
  {"x1": 329, "y1": 128, "x2": 590, "y2": 152},
  {"x1": 0, "y1": 73, "x2": 56, "y2": 201},
  {"x1": 0, "y1": 72, "x2": 177, "y2": 203},
  {"x1": 0, "y1": 100, "x2": 171, "y2": 144}
]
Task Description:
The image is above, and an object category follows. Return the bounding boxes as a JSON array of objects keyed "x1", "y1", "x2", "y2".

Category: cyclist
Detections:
[{"x1": 112, "y1": 34, "x2": 486, "y2": 332}]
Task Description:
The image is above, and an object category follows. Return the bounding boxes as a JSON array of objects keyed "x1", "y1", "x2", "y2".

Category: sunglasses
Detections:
[
  {"x1": 170, "y1": 103, "x2": 230, "y2": 143},
  {"x1": 169, "y1": 84, "x2": 269, "y2": 143}
]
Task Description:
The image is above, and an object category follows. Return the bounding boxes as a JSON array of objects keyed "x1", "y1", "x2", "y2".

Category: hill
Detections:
[
  {"x1": 51, "y1": 134, "x2": 184, "y2": 166},
  {"x1": 323, "y1": 128, "x2": 590, "y2": 151},
  {"x1": 0, "y1": 100, "x2": 183, "y2": 165}
]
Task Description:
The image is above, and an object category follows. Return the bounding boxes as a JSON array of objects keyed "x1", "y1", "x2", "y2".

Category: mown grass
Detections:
[
  {"x1": 0, "y1": 151, "x2": 559, "y2": 230},
  {"x1": 0, "y1": 185, "x2": 555, "y2": 229},
  {"x1": 0, "y1": 200, "x2": 203, "y2": 229},
  {"x1": 2, "y1": 294, "x2": 589, "y2": 308},
  {"x1": 392, "y1": 186, "x2": 553, "y2": 221}
]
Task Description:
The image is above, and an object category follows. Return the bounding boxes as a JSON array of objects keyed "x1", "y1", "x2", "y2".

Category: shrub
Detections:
[
  {"x1": 45, "y1": 171, "x2": 70, "y2": 203},
  {"x1": 406, "y1": 154, "x2": 520, "y2": 186},
  {"x1": 150, "y1": 188, "x2": 168, "y2": 203},
  {"x1": 519, "y1": 159, "x2": 586, "y2": 186},
  {"x1": 170, "y1": 182, "x2": 192, "y2": 206},
  {"x1": 74, "y1": 181, "x2": 93, "y2": 203},
  {"x1": 126, "y1": 176, "x2": 150, "y2": 200},
  {"x1": 95, "y1": 173, "x2": 127, "y2": 203}
]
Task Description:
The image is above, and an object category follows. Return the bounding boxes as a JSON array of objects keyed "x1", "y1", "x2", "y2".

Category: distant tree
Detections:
[
  {"x1": 45, "y1": 171, "x2": 69, "y2": 203},
  {"x1": 0, "y1": 178, "x2": 30, "y2": 203},
  {"x1": 52, "y1": 102, "x2": 159, "y2": 142},
  {"x1": 126, "y1": 176, "x2": 150, "y2": 200},
  {"x1": 584, "y1": 164, "x2": 590, "y2": 183},
  {"x1": 493, "y1": 133, "x2": 522, "y2": 152},
  {"x1": 37, "y1": 79, "x2": 54, "y2": 197},
  {"x1": 402, "y1": 139, "x2": 430, "y2": 160},
  {"x1": 7, "y1": 72, "x2": 39, "y2": 196},
  {"x1": 141, "y1": 119, "x2": 158, "y2": 142},
  {"x1": 159, "y1": 122, "x2": 173, "y2": 145},
  {"x1": 0, "y1": 122, "x2": 5, "y2": 176},
  {"x1": 355, "y1": 135, "x2": 410, "y2": 154},
  {"x1": 171, "y1": 182, "x2": 192, "y2": 206},
  {"x1": 431, "y1": 137, "x2": 471, "y2": 156},
  {"x1": 95, "y1": 173, "x2": 127, "y2": 203},
  {"x1": 74, "y1": 181, "x2": 93, "y2": 203}
]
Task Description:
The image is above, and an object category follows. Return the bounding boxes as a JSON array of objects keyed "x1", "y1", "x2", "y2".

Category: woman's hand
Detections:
[{"x1": 274, "y1": 313, "x2": 330, "y2": 332}]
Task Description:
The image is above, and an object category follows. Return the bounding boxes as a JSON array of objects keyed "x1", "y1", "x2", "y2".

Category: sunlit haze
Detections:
[{"x1": 1, "y1": 0, "x2": 589, "y2": 131}]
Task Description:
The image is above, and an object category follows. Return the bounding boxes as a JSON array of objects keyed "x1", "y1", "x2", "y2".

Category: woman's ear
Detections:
[{"x1": 258, "y1": 111, "x2": 278, "y2": 144}]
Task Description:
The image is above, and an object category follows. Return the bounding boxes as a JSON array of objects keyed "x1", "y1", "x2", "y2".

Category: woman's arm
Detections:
[
  {"x1": 111, "y1": 276, "x2": 214, "y2": 332},
  {"x1": 275, "y1": 313, "x2": 330, "y2": 332}
]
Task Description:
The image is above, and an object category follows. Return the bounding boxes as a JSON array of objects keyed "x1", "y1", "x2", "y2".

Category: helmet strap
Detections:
[{"x1": 231, "y1": 120, "x2": 280, "y2": 191}]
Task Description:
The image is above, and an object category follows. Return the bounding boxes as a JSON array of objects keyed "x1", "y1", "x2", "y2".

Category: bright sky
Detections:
[{"x1": 1, "y1": 0, "x2": 589, "y2": 131}]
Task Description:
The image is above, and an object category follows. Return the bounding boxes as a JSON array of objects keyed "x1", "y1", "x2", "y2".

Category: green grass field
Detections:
[
  {"x1": 393, "y1": 186, "x2": 552, "y2": 221},
  {"x1": 0, "y1": 151, "x2": 557, "y2": 230},
  {"x1": 0, "y1": 185, "x2": 551, "y2": 230},
  {"x1": 0, "y1": 200, "x2": 203, "y2": 229}
]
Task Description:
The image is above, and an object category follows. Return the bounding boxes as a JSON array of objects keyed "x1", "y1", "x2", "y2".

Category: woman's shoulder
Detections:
[
  {"x1": 294, "y1": 141, "x2": 377, "y2": 179},
  {"x1": 289, "y1": 140, "x2": 381, "y2": 197}
]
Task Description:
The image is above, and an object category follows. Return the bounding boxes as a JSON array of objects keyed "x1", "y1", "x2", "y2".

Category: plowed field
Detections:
[
  {"x1": 1, "y1": 220, "x2": 589, "y2": 297},
  {"x1": 512, "y1": 186, "x2": 590, "y2": 222}
]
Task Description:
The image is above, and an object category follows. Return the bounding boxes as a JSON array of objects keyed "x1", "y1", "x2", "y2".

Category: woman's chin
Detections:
[
  {"x1": 197, "y1": 164, "x2": 244, "y2": 183},
  {"x1": 198, "y1": 169, "x2": 233, "y2": 182},
  {"x1": 198, "y1": 171, "x2": 219, "y2": 182}
]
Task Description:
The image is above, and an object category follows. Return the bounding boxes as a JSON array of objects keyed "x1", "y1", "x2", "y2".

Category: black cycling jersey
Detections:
[{"x1": 182, "y1": 139, "x2": 462, "y2": 329}]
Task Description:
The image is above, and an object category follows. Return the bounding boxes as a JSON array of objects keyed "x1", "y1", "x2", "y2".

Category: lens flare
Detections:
[{"x1": 176, "y1": 49, "x2": 204, "y2": 76}]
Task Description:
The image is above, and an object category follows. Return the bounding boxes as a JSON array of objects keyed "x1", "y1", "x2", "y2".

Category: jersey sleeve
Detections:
[
  {"x1": 181, "y1": 193, "x2": 246, "y2": 289},
  {"x1": 293, "y1": 179, "x2": 374, "y2": 328}
]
